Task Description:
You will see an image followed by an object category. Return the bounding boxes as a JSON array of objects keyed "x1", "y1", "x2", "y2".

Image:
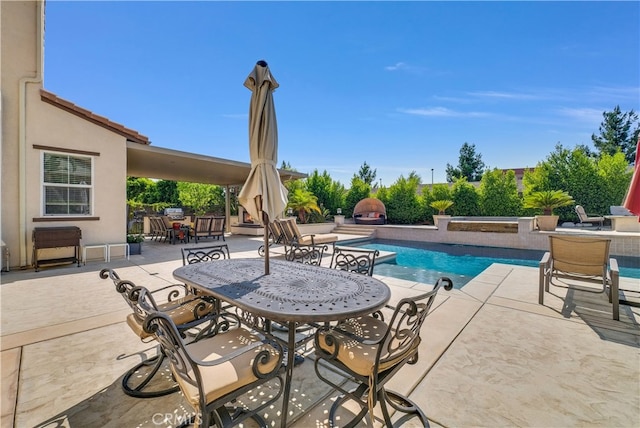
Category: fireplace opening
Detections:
[{"x1": 243, "y1": 211, "x2": 254, "y2": 224}]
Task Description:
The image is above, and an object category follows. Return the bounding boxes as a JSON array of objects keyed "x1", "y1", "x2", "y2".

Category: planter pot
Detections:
[
  {"x1": 433, "y1": 215, "x2": 450, "y2": 228},
  {"x1": 535, "y1": 215, "x2": 559, "y2": 231},
  {"x1": 129, "y1": 242, "x2": 142, "y2": 255}
]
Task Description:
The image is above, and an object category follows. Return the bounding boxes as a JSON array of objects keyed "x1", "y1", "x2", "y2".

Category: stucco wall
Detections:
[
  {"x1": 1, "y1": 0, "x2": 41, "y2": 267},
  {"x1": 25, "y1": 86, "x2": 128, "y2": 263},
  {"x1": 2, "y1": 1, "x2": 128, "y2": 268}
]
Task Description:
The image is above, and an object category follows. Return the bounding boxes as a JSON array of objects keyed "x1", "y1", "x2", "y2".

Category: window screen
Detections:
[{"x1": 43, "y1": 152, "x2": 93, "y2": 215}]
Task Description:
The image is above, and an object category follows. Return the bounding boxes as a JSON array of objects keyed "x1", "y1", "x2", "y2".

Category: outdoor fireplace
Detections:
[{"x1": 243, "y1": 210, "x2": 254, "y2": 224}]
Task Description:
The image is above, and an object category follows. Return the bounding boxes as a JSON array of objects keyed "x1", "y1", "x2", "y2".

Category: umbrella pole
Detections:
[{"x1": 263, "y1": 212, "x2": 270, "y2": 275}]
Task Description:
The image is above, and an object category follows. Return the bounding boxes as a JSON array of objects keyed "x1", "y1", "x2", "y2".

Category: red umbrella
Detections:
[{"x1": 623, "y1": 137, "x2": 640, "y2": 217}]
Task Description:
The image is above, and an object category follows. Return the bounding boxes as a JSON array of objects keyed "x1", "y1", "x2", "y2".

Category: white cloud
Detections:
[
  {"x1": 467, "y1": 91, "x2": 541, "y2": 101},
  {"x1": 384, "y1": 62, "x2": 430, "y2": 74},
  {"x1": 556, "y1": 107, "x2": 603, "y2": 124},
  {"x1": 385, "y1": 62, "x2": 408, "y2": 71},
  {"x1": 398, "y1": 107, "x2": 490, "y2": 118}
]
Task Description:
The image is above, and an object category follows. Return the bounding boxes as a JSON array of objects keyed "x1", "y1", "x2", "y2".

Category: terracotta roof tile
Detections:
[{"x1": 40, "y1": 89, "x2": 150, "y2": 145}]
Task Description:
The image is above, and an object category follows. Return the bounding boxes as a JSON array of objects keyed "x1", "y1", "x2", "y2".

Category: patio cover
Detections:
[{"x1": 126, "y1": 142, "x2": 305, "y2": 185}]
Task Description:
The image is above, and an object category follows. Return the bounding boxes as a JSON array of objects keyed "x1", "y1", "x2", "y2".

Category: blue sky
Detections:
[{"x1": 43, "y1": 1, "x2": 639, "y2": 186}]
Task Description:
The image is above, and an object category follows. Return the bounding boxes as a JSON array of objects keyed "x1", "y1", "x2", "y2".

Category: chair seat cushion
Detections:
[
  {"x1": 299, "y1": 234, "x2": 338, "y2": 245},
  {"x1": 316, "y1": 316, "x2": 420, "y2": 377},
  {"x1": 127, "y1": 295, "x2": 214, "y2": 339},
  {"x1": 175, "y1": 328, "x2": 281, "y2": 408}
]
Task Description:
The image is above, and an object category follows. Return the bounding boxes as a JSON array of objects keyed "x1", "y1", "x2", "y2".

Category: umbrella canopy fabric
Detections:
[
  {"x1": 238, "y1": 61, "x2": 288, "y2": 225},
  {"x1": 623, "y1": 138, "x2": 640, "y2": 217}
]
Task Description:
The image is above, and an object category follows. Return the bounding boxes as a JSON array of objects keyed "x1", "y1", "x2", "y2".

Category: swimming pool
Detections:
[{"x1": 356, "y1": 239, "x2": 640, "y2": 289}]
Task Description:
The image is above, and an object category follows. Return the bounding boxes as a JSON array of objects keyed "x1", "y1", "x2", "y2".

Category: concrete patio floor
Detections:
[{"x1": 1, "y1": 233, "x2": 639, "y2": 427}]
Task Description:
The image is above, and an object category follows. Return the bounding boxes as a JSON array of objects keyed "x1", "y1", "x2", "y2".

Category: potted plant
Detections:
[
  {"x1": 430, "y1": 200, "x2": 454, "y2": 228},
  {"x1": 523, "y1": 190, "x2": 574, "y2": 231},
  {"x1": 127, "y1": 233, "x2": 144, "y2": 255}
]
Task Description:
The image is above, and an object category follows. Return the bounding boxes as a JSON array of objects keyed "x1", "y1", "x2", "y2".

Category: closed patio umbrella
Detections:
[
  {"x1": 238, "y1": 60, "x2": 288, "y2": 274},
  {"x1": 623, "y1": 138, "x2": 640, "y2": 217}
]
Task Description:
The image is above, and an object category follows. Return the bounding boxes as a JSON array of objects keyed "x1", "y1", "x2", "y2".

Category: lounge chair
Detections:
[
  {"x1": 575, "y1": 205, "x2": 604, "y2": 229},
  {"x1": 538, "y1": 235, "x2": 621, "y2": 319},
  {"x1": 278, "y1": 217, "x2": 338, "y2": 247}
]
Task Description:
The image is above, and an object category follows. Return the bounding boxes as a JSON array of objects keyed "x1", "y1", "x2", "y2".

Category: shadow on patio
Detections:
[{"x1": 2, "y1": 234, "x2": 639, "y2": 427}]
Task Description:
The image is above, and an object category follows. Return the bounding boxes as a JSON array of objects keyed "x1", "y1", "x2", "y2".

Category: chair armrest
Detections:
[
  {"x1": 317, "y1": 322, "x2": 384, "y2": 347},
  {"x1": 608, "y1": 258, "x2": 619, "y2": 275},
  {"x1": 538, "y1": 252, "x2": 551, "y2": 304},
  {"x1": 539, "y1": 252, "x2": 550, "y2": 268},
  {"x1": 148, "y1": 283, "x2": 191, "y2": 304}
]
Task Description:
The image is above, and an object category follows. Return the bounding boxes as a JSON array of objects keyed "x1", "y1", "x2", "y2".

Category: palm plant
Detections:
[
  {"x1": 430, "y1": 199, "x2": 454, "y2": 215},
  {"x1": 523, "y1": 190, "x2": 574, "y2": 215},
  {"x1": 287, "y1": 188, "x2": 321, "y2": 224}
]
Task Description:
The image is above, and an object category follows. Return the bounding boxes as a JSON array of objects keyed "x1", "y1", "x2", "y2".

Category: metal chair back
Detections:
[
  {"x1": 330, "y1": 246, "x2": 380, "y2": 276},
  {"x1": 181, "y1": 244, "x2": 230, "y2": 265}
]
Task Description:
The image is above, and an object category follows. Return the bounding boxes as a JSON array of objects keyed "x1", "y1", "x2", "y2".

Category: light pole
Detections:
[{"x1": 431, "y1": 168, "x2": 434, "y2": 188}]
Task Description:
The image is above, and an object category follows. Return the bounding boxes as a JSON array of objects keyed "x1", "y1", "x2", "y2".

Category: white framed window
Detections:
[{"x1": 42, "y1": 151, "x2": 93, "y2": 216}]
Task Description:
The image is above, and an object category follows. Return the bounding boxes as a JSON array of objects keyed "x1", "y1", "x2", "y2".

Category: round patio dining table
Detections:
[{"x1": 173, "y1": 258, "x2": 391, "y2": 427}]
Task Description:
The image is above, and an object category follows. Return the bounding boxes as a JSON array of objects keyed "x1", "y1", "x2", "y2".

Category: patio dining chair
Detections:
[
  {"x1": 190, "y1": 216, "x2": 215, "y2": 244},
  {"x1": 210, "y1": 216, "x2": 226, "y2": 241},
  {"x1": 283, "y1": 242, "x2": 328, "y2": 266},
  {"x1": 100, "y1": 268, "x2": 218, "y2": 398},
  {"x1": 330, "y1": 246, "x2": 380, "y2": 276},
  {"x1": 181, "y1": 244, "x2": 230, "y2": 265},
  {"x1": 538, "y1": 235, "x2": 622, "y2": 320},
  {"x1": 314, "y1": 276, "x2": 453, "y2": 427},
  {"x1": 141, "y1": 298, "x2": 285, "y2": 428}
]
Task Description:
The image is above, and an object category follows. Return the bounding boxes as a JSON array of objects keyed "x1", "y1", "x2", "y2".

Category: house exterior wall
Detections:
[
  {"x1": 1, "y1": 0, "x2": 42, "y2": 268},
  {"x1": 26, "y1": 87, "x2": 128, "y2": 260},
  {"x1": 2, "y1": 1, "x2": 127, "y2": 268}
]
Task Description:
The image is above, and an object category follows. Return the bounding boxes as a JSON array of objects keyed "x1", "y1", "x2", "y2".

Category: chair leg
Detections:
[
  {"x1": 213, "y1": 406, "x2": 269, "y2": 428},
  {"x1": 381, "y1": 388, "x2": 430, "y2": 427},
  {"x1": 328, "y1": 384, "x2": 430, "y2": 428},
  {"x1": 329, "y1": 385, "x2": 370, "y2": 428},
  {"x1": 121, "y1": 351, "x2": 180, "y2": 398}
]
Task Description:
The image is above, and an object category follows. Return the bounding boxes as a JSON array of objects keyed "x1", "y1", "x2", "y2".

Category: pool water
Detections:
[{"x1": 357, "y1": 239, "x2": 640, "y2": 289}]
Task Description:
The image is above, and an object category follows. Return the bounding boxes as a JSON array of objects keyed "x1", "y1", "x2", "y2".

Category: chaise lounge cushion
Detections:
[{"x1": 281, "y1": 218, "x2": 338, "y2": 246}]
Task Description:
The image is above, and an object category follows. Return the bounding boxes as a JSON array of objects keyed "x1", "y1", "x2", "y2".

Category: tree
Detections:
[
  {"x1": 450, "y1": 178, "x2": 480, "y2": 216},
  {"x1": 177, "y1": 182, "x2": 220, "y2": 215},
  {"x1": 305, "y1": 170, "x2": 346, "y2": 215},
  {"x1": 523, "y1": 145, "x2": 631, "y2": 221},
  {"x1": 356, "y1": 161, "x2": 377, "y2": 187},
  {"x1": 126, "y1": 177, "x2": 155, "y2": 201},
  {"x1": 591, "y1": 106, "x2": 639, "y2": 164},
  {"x1": 280, "y1": 160, "x2": 295, "y2": 171},
  {"x1": 286, "y1": 188, "x2": 321, "y2": 224},
  {"x1": 446, "y1": 142, "x2": 486, "y2": 182},
  {"x1": 344, "y1": 177, "x2": 371, "y2": 218},
  {"x1": 379, "y1": 173, "x2": 423, "y2": 224},
  {"x1": 479, "y1": 169, "x2": 521, "y2": 216},
  {"x1": 150, "y1": 180, "x2": 180, "y2": 205}
]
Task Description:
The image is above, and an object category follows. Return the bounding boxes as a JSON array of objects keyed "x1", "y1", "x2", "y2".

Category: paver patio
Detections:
[{"x1": 1, "y1": 233, "x2": 639, "y2": 427}]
